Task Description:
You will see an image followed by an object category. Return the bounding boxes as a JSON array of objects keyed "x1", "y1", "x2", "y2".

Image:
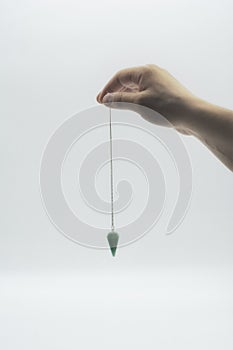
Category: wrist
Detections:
[{"x1": 175, "y1": 96, "x2": 210, "y2": 137}]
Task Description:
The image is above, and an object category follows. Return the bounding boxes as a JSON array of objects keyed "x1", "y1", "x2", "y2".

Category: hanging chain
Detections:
[{"x1": 109, "y1": 107, "x2": 115, "y2": 232}]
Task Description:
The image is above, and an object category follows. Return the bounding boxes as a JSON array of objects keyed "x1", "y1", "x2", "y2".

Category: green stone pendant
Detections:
[{"x1": 107, "y1": 231, "x2": 119, "y2": 257}]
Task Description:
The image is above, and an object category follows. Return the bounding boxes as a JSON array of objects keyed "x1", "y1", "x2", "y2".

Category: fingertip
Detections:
[
  {"x1": 96, "y1": 92, "x2": 102, "y2": 103},
  {"x1": 99, "y1": 90, "x2": 107, "y2": 103},
  {"x1": 102, "y1": 93, "x2": 113, "y2": 104}
]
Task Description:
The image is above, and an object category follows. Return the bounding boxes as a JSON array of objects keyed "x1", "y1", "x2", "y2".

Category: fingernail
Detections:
[{"x1": 103, "y1": 93, "x2": 113, "y2": 103}]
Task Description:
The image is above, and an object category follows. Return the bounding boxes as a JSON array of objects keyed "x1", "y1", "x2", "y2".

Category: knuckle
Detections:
[
  {"x1": 145, "y1": 63, "x2": 156, "y2": 71},
  {"x1": 141, "y1": 65, "x2": 154, "y2": 79},
  {"x1": 140, "y1": 65, "x2": 150, "y2": 75}
]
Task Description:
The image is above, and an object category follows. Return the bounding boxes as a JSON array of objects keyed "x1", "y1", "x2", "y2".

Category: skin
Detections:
[{"x1": 96, "y1": 64, "x2": 233, "y2": 171}]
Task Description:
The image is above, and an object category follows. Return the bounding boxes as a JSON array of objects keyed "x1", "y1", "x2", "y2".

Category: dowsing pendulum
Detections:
[{"x1": 107, "y1": 108, "x2": 119, "y2": 257}]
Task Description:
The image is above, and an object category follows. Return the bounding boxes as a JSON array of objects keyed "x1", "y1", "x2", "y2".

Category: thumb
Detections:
[
  {"x1": 102, "y1": 91, "x2": 139, "y2": 104},
  {"x1": 102, "y1": 91, "x2": 149, "y2": 117}
]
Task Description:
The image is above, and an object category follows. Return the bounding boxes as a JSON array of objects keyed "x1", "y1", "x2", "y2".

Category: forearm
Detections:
[{"x1": 182, "y1": 98, "x2": 233, "y2": 171}]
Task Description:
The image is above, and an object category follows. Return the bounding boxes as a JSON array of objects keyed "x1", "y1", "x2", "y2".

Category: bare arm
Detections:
[
  {"x1": 180, "y1": 99, "x2": 233, "y2": 170},
  {"x1": 96, "y1": 64, "x2": 233, "y2": 171}
]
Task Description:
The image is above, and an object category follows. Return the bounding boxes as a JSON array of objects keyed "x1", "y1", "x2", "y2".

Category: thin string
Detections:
[{"x1": 109, "y1": 107, "x2": 115, "y2": 232}]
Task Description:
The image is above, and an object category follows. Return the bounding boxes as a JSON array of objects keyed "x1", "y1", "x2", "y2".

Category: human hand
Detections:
[
  {"x1": 96, "y1": 64, "x2": 199, "y2": 131},
  {"x1": 97, "y1": 64, "x2": 233, "y2": 171}
]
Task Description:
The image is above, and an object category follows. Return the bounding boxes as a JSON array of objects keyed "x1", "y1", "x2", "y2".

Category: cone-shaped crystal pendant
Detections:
[{"x1": 107, "y1": 231, "x2": 119, "y2": 257}]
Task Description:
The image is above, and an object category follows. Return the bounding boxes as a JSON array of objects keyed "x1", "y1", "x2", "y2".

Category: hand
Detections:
[
  {"x1": 96, "y1": 64, "x2": 198, "y2": 131},
  {"x1": 96, "y1": 64, "x2": 233, "y2": 171}
]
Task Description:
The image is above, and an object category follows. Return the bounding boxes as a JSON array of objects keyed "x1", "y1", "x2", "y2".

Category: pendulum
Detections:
[
  {"x1": 107, "y1": 108, "x2": 119, "y2": 257},
  {"x1": 107, "y1": 231, "x2": 119, "y2": 257},
  {"x1": 107, "y1": 108, "x2": 119, "y2": 256}
]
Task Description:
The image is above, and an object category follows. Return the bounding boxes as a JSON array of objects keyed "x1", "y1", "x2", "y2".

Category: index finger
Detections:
[{"x1": 97, "y1": 67, "x2": 142, "y2": 103}]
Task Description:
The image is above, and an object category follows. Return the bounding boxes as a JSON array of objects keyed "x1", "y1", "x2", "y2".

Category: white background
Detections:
[{"x1": 1, "y1": 0, "x2": 233, "y2": 349}]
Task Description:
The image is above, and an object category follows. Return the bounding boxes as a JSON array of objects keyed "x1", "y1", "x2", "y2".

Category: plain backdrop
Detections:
[{"x1": 1, "y1": 0, "x2": 233, "y2": 349}]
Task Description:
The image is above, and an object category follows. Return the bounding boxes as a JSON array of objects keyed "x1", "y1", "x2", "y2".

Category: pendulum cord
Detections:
[
  {"x1": 107, "y1": 108, "x2": 119, "y2": 257},
  {"x1": 109, "y1": 107, "x2": 114, "y2": 232}
]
